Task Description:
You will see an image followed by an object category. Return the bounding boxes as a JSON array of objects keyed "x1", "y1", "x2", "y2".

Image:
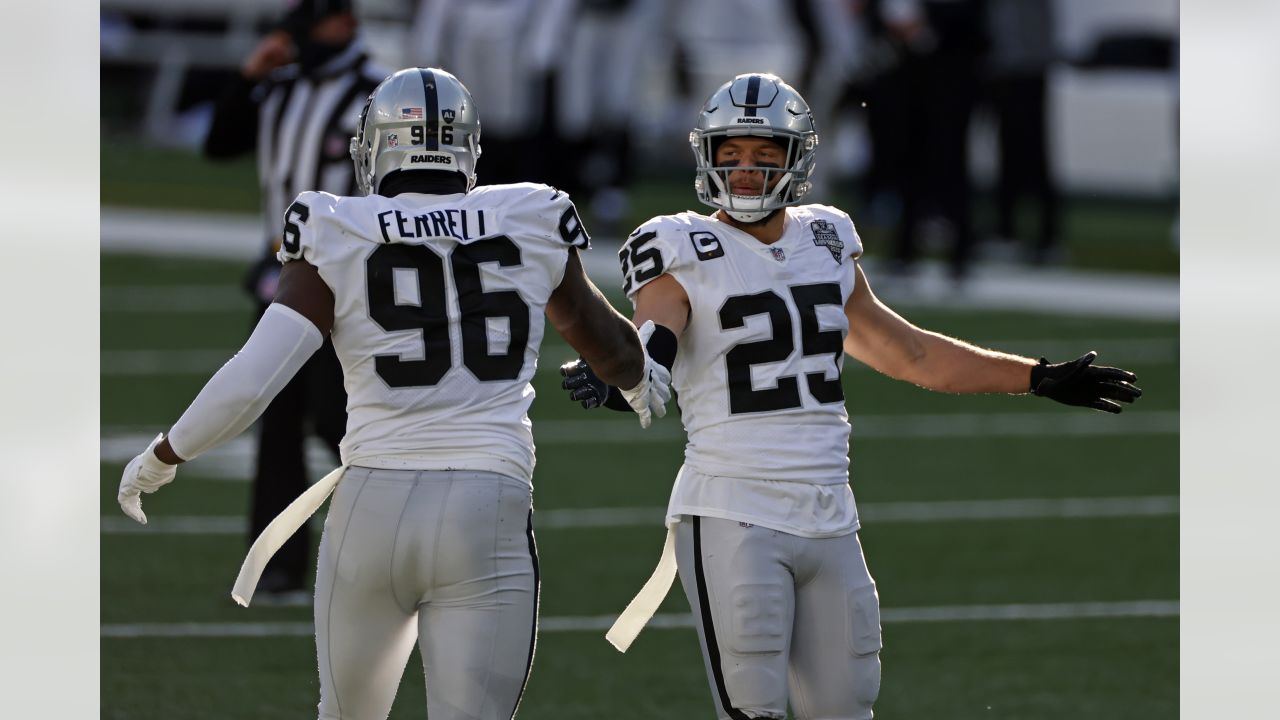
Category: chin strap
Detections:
[{"x1": 724, "y1": 207, "x2": 783, "y2": 225}]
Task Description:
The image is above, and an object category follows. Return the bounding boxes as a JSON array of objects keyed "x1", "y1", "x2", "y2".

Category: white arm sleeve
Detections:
[{"x1": 166, "y1": 304, "x2": 325, "y2": 461}]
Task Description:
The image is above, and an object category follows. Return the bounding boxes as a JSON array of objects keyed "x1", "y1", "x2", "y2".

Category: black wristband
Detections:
[{"x1": 646, "y1": 324, "x2": 678, "y2": 371}]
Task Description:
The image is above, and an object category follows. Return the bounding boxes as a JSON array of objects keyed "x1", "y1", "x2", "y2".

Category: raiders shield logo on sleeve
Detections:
[{"x1": 810, "y1": 220, "x2": 844, "y2": 262}]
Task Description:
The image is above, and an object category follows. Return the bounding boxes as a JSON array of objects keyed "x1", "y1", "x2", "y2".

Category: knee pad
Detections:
[
  {"x1": 729, "y1": 583, "x2": 787, "y2": 655},
  {"x1": 848, "y1": 583, "x2": 882, "y2": 657},
  {"x1": 720, "y1": 583, "x2": 789, "y2": 713},
  {"x1": 848, "y1": 583, "x2": 882, "y2": 710}
]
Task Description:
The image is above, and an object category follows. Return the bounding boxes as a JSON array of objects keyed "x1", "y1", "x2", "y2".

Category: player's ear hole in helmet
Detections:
[
  {"x1": 691, "y1": 73, "x2": 819, "y2": 223},
  {"x1": 349, "y1": 67, "x2": 482, "y2": 196}
]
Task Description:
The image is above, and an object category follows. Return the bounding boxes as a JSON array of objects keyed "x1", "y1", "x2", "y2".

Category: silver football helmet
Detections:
[
  {"x1": 690, "y1": 73, "x2": 819, "y2": 222},
  {"x1": 350, "y1": 67, "x2": 481, "y2": 195}
]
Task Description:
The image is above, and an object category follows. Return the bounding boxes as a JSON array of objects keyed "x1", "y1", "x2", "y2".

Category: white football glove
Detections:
[
  {"x1": 117, "y1": 434, "x2": 178, "y2": 525},
  {"x1": 617, "y1": 321, "x2": 673, "y2": 429}
]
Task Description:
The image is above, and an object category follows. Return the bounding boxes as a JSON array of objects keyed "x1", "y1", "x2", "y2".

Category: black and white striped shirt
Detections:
[{"x1": 205, "y1": 39, "x2": 386, "y2": 250}]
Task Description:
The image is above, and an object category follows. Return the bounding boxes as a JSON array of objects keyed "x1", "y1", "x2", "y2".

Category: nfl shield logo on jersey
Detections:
[
  {"x1": 769, "y1": 247, "x2": 786, "y2": 262},
  {"x1": 810, "y1": 220, "x2": 844, "y2": 262}
]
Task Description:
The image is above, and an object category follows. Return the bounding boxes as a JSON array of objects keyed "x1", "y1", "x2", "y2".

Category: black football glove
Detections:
[
  {"x1": 1030, "y1": 351, "x2": 1142, "y2": 414},
  {"x1": 560, "y1": 358, "x2": 610, "y2": 409}
]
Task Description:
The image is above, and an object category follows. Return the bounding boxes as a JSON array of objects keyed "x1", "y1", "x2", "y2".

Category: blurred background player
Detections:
[
  {"x1": 562, "y1": 73, "x2": 1142, "y2": 720},
  {"x1": 547, "y1": 0, "x2": 672, "y2": 237},
  {"x1": 864, "y1": 0, "x2": 988, "y2": 282},
  {"x1": 408, "y1": 0, "x2": 570, "y2": 188},
  {"x1": 202, "y1": 0, "x2": 386, "y2": 601},
  {"x1": 119, "y1": 67, "x2": 671, "y2": 720},
  {"x1": 985, "y1": 0, "x2": 1061, "y2": 265}
]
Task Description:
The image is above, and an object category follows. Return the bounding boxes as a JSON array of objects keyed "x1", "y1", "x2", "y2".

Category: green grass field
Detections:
[{"x1": 100, "y1": 247, "x2": 1177, "y2": 718}]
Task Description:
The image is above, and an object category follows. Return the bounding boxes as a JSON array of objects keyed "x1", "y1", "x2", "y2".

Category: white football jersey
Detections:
[
  {"x1": 278, "y1": 183, "x2": 590, "y2": 484},
  {"x1": 620, "y1": 205, "x2": 863, "y2": 536}
]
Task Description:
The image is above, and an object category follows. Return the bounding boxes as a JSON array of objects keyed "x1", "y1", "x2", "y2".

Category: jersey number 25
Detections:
[{"x1": 720, "y1": 283, "x2": 845, "y2": 414}]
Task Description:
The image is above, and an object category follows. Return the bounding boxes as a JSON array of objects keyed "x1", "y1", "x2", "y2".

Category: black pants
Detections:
[
  {"x1": 895, "y1": 51, "x2": 980, "y2": 278},
  {"x1": 247, "y1": 303, "x2": 347, "y2": 589},
  {"x1": 991, "y1": 73, "x2": 1059, "y2": 258}
]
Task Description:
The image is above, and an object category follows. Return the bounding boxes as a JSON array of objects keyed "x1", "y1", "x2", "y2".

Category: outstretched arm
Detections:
[
  {"x1": 118, "y1": 261, "x2": 334, "y2": 523},
  {"x1": 842, "y1": 262, "x2": 1141, "y2": 411},
  {"x1": 843, "y1": 263, "x2": 1034, "y2": 393}
]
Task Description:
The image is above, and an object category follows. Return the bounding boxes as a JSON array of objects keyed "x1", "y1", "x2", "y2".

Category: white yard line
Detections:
[
  {"x1": 99, "y1": 495, "x2": 1177, "y2": 535},
  {"x1": 102, "y1": 350, "x2": 233, "y2": 375},
  {"x1": 100, "y1": 599, "x2": 1178, "y2": 638},
  {"x1": 101, "y1": 285, "x2": 250, "y2": 313},
  {"x1": 99, "y1": 410, "x2": 1177, "y2": 481}
]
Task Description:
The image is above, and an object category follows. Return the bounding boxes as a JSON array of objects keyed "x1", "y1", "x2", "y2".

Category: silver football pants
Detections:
[
  {"x1": 676, "y1": 516, "x2": 882, "y2": 720},
  {"x1": 314, "y1": 467, "x2": 538, "y2": 720}
]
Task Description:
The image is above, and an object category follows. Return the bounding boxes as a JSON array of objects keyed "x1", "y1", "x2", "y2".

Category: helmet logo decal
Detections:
[
  {"x1": 386, "y1": 133, "x2": 398, "y2": 148},
  {"x1": 406, "y1": 152, "x2": 453, "y2": 166},
  {"x1": 810, "y1": 220, "x2": 843, "y2": 262},
  {"x1": 734, "y1": 117, "x2": 767, "y2": 125},
  {"x1": 442, "y1": 108, "x2": 456, "y2": 123},
  {"x1": 400, "y1": 107, "x2": 424, "y2": 119}
]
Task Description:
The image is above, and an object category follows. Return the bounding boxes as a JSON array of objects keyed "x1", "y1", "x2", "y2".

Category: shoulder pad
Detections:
[
  {"x1": 277, "y1": 191, "x2": 339, "y2": 264},
  {"x1": 800, "y1": 204, "x2": 863, "y2": 263},
  {"x1": 618, "y1": 214, "x2": 705, "y2": 298},
  {"x1": 486, "y1": 183, "x2": 590, "y2": 250}
]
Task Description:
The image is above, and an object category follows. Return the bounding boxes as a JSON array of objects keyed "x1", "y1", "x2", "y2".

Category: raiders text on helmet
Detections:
[
  {"x1": 350, "y1": 68, "x2": 481, "y2": 195},
  {"x1": 690, "y1": 73, "x2": 819, "y2": 222}
]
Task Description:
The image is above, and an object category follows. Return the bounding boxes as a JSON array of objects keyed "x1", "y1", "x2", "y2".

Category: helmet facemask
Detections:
[
  {"x1": 692, "y1": 130, "x2": 817, "y2": 223},
  {"x1": 350, "y1": 94, "x2": 375, "y2": 196},
  {"x1": 690, "y1": 73, "x2": 819, "y2": 223}
]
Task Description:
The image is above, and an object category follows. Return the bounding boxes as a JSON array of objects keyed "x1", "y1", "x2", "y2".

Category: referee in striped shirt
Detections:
[{"x1": 203, "y1": 0, "x2": 385, "y2": 602}]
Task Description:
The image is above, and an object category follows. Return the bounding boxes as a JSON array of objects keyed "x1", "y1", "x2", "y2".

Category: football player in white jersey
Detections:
[
  {"x1": 560, "y1": 73, "x2": 1142, "y2": 720},
  {"x1": 116, "y1": 68, "x2": 671, "y2": 720}
]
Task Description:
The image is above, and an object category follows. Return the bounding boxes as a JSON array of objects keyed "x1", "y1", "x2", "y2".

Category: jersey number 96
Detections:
[{"x1": 365, "y1": 237, "x2": 529, "y2": 387}]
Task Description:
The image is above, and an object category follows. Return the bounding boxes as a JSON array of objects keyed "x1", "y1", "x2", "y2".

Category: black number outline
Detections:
[
  {"x1": 366, "y1": 243, "x2": 452, "y2": 388},
  {"x1": 557, "y1": 202, "x2": 590, "y2": 249},
  {"x1": 282, "y1": 200, "x2": 310, "y2": 255},
  {"x1": 364, "y1": 236, "x2": 530, "y2": 388},
  {"x1": 620, "y1": 230, "x2": 664, "y2": 295},
  {"x1": 718, "y1": 282, "x2": 847, "y2": 414},
  {"x1": 451, "y1": 237, "x2": 530, "y2": 381},
  {"x1": 790, "y1": 283, "x2": 846, "y2": 404},
  {"x1": 719, "y1": 291, "x2": 801, "y2": 414}
]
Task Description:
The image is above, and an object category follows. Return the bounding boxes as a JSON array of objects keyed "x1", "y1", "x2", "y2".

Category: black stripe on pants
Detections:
[
  {"x1": 692, "y1": 516, "x2": 752, "y2": 720},
  {"x1": 509, "y1": 509, "x2": 541, "y2": 719}
]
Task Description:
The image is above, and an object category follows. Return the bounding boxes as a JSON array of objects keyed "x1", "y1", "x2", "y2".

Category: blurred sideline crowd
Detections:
[{"x1": 102, "y1": 0, "x2": 1178, "y2": 278}]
